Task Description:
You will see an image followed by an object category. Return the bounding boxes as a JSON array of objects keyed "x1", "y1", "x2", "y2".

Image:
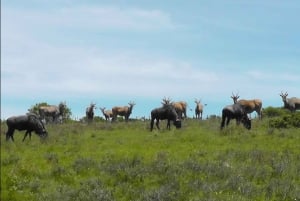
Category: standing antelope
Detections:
[
  {"x1": 195, "y1": 99, "x2": 203, "y2": 120},
  {"x1": 99, "y1": 107, "x2": 113, "y2": 121},
  {"x1": 112, "y1": 101, "x2": 135, "y2": 122},
  {"x1": 279, "y1": 92, "x2": 300, "y2": 112},
  {"x1": 231, "y1": 93, "x2": 263, "y2": 119},
  {"x1": 86, "y1": 103, "x2": 96, "y2": 123},
  {"x1": 39, "y1": 102, "x2": 66, "y2": 124}
]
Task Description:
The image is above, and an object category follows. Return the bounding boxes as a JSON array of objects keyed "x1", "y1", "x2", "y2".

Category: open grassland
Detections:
[{"x1": 1, "y1": 118, "x2": 300, "y2": 201}]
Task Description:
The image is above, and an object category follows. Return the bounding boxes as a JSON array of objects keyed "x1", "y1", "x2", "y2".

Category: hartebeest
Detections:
[
  {"x1": 39, "y1": 102, "x2": 66, "y2": 123},
  {"x1": 86, "y1": 103, "x2": 96, "y2": 123},
  {"x1": 173, "y1": 101, "x2": 187, "y2": 119},
  {"x1": 231, "y1": 93, "x2": 262, "y2": 119},
  {"x1": 280, "y1": 92, "x2": 300, "y2": 112},
  {"x1": 112, "y1": 101, "x2": 135, "y2": 121},
  {"x1": 195, "y1": 99, "x2": 203, "y2": 120},
  {"x1": 99, "y1": 107, "x2": 113, "y2": 121}
]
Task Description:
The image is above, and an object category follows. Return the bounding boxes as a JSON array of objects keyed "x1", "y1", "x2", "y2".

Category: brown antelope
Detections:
[
  {"x1": 279, "y1": 92, "x2": 300, "y2": 112},
  {"x1": 231, "y1": 93, "x2": 262, "y2": 119},
  {"x1": 39, "y1": 102, "x2": 66, "y2": 123},
  {"x1": 112, "y1": 101, "x2": 136, "y2": 122},
  {"x1": 161, "y1": 97, "x2": 187, "y2": 119},
  {"x1": 195, "y1": 99, "x2": 203, "y2": 120},
  {"x1": 99, "y1": 107, "x2": 113, "y2": 121}
]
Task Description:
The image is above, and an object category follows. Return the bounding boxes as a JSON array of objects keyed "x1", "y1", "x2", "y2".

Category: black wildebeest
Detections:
[
  {"x1": 161, "y1": 97, "x2": 187, "y2": 119},
  {"x1": 280, "y1": 91, "x2": 300, "y2": 112},
  {"x1": 150, "y1": 104, "x2": 182, "y2": 131},
  {"x1": 6, "y1": 113, "x2": 48, "y2": 142},
  {"x1": 39, "y1": 102, "x2": 66, "y2": 123},
  {"x1": 112, "y1": 101, "x2": 135, "y2": 122},
  {"x1": 220, "y1": 103, "x2": 251, "y2": 130},
  {"x1": 86, "y1": 103, "x2": 96, "y2": 123}
]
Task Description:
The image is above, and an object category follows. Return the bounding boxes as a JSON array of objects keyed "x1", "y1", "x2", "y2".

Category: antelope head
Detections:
[
  {"x1": 128, "y1": 101, "x2": 136, "y2": 107},
  {"x1": 195, "y1": 98, "x2": 201, "y2": 104},
  {"x1": 279, "y1": 91, "x2": 288, "y2": 101}
]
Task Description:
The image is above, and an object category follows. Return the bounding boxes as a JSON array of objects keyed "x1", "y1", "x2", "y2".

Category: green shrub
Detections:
[
  {"x1": 269, "y1": 112, "x2": 300, "y2": 128},
  {"x1": 263, "y1": 107, "x2": 289, "y2": 118}
]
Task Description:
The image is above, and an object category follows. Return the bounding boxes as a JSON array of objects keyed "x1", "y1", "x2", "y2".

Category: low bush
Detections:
[{"x1": 269, "y1": 112, "x2": 300, "y2": 128}]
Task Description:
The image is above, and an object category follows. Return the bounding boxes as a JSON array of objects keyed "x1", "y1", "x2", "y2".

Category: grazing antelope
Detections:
[
  {"x1": 39, "y1": 102, "x2": 66, "y2": 124},
  {"x1": 112, "y1": 101, "x2": 135, "y2": 122},
  {"x1": 195, "y1": 99, "x2": 203, "y2": 120},
  {"x1": 231, "y1": 93, "x2": 262, "y2": 119},
  {"x1": 99, "y1": 107, "x2": 113, "y2": 121},
  {"x1": 220, "y1": 103, "x2": 251, "y2": 130},
  {"x1": 86, "y1": 103, "x2": 96, "y2": 123},
  {"x1": 150, "y1": 100, "x2": 181, "y2": 131},
  {"x1": 279, "y1": 92, "x2": 300, "y2": 112}
]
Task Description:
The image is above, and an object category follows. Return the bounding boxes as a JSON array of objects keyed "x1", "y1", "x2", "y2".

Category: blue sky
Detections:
[{"x1": 2, "y1": 0, "x2": 300, "y2": 120}]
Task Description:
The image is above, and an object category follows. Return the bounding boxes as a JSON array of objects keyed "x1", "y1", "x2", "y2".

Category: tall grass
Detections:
[{"x1": 1, "y1": 118, "x2": 299, "y2": 201}]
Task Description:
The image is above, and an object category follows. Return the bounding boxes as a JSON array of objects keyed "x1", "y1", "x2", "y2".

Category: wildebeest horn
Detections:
[{"x1": 162, "y1": 97, "x2": 172, "y2": 105}]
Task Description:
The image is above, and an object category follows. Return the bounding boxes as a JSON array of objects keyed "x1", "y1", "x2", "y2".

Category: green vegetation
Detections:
[{"x1": 1, "y1": 115, "x2": 300, "y2": 201}]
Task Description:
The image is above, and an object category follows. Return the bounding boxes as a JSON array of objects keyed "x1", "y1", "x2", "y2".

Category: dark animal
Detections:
[
  {"x1": 220, "y1": 103, "x2": 251, "y2": 130},
  {"x1": 112, "y1": 101, "x2": 135, "y2": 121},
  {"x1": 86, "y1": 103, "x2": 96, "y2": 123},
  {"x1": 6, "y1": 113, "x2": 48, "y2": 142},
  {"x1": 39, "y1": 102, "x2": 66, "y2": 123},
  {"x1": 280, "y1": 92, "x2": 300, "y2": 112},
  {"x1": 150, "y1": 104, "x2": 182, "y2": 131},
  {"x1": 231, "y1": 93, "x2": 262, "y2": 119},
  {"x1": 161, "y1": 97, "x2": 187, "y2": 119}
]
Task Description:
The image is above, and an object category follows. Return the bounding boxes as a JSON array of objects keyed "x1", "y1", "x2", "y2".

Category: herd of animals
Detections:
[{"x1": 4, "y1": 92, "x2": 300, "y2": 142}]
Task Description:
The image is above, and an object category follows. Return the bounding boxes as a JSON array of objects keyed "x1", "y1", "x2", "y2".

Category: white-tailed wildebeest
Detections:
[
  {"x1": 150, "y1": 103, "x2": 182, "y2": 131},
  {"x1": 6, "y1": 113, "x2": 48, "y2": 142},
  {"x1": 280, "y1": 92, "x2": 300, "y2": 112},
  {"x1": 161, "y1": 98, "x2": 187, "y2": 119},
  {"x1": 112, "y1": 101, "x2": 135, "y2": 122},
  {"x1": 231, "y1": 93, "x2": 262, "y2": 119},
  {"x1": 39, "y1": 102, "x2": 66, "y2": 123},
  {"x1": 99, "y1": 107, "x2": 113, "y2": 121},
  {"x1": 195, "y1": 99, "x2": 204, "y2": 120},
  {"x1": 220, "y1": 103, "x2": 251, "y2": 130},
  {"x1": 86, "y1": 103, "x2": 96, "y2": 123}
]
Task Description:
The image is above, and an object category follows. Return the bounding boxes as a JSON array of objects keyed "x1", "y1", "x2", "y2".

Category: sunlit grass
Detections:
[{"x1": 1, "y1": 118, "x2": 300, "y2": 201}]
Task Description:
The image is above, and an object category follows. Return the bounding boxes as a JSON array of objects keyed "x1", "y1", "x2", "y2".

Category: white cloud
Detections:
[{"x1": 3, "y1": 5, "x2": 175, "y2": 31}]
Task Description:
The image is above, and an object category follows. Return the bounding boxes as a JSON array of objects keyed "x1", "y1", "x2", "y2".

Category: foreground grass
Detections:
[{"x1": 1, "y1": 119, "x2": 300, "y2": 201}]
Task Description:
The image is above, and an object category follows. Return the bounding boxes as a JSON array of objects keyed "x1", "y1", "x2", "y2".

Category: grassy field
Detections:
[{"x1": 1, "y1": 118, "x2": 300, "y2": 201}]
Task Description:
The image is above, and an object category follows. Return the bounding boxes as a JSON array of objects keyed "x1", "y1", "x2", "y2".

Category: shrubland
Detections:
[{"x1": 1, "y1": 111, "x2": 299, "y2": 201}]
